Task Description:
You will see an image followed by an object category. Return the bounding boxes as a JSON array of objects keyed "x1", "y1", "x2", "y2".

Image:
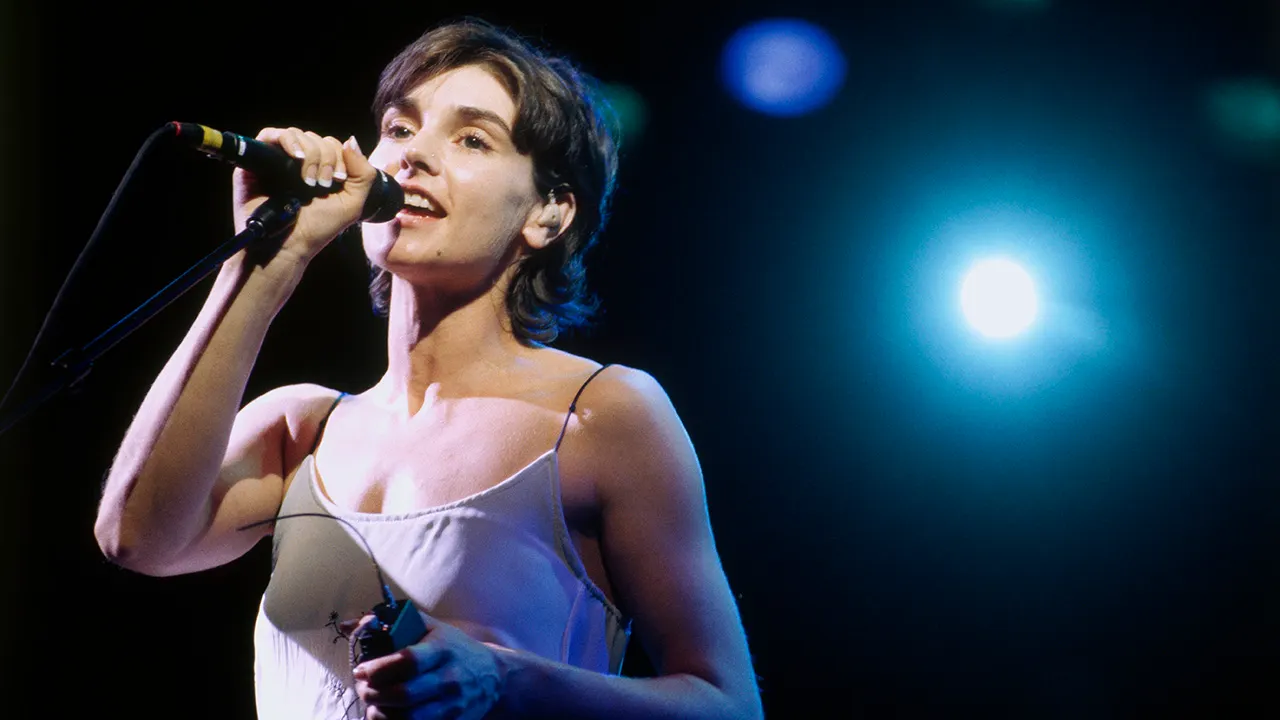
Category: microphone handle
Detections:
[{"x1": 170, "y1": 122, "x2": 401, "y2": 222}]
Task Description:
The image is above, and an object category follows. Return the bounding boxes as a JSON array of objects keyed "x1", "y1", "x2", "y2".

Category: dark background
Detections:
[{"x1": 2, "y1": 1, "x2": 1277, "y2": 717}]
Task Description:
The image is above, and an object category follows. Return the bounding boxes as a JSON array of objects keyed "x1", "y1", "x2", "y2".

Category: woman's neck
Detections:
[{"x1": 377, "y1": 273, "x2": 530, "y2": 417}]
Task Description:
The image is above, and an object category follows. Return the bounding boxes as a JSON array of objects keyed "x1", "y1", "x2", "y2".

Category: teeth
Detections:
[{"x1": 403, "y1": 193, "x2": 437, "y2": 212}]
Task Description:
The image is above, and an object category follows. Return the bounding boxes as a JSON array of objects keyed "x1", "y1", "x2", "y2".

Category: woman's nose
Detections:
[{"x1": 400, "y1": 143, "x2": 440, "y2": 176}]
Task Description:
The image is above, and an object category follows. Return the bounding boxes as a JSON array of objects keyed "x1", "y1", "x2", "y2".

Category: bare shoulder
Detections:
[
  {"x1": 234, "y1": 382, "x2": 344, "y2": 474},
  {"x1": 527, "y1": 349, "x2": 681, "y2": 431},
  {"x1": 239, "y1": 382, "x2": 342, "y2": 427},
  {"x1": 562, "y1": 363, "x2": 700, "y2": 491},
  {"x1": 574, "y1": 364, "x2": 679, "y2": 427}
]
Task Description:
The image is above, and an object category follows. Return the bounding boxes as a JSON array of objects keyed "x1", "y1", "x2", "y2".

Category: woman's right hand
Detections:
[{"x1": 232, "y1": 127, "x2": 379, "y2": 267}]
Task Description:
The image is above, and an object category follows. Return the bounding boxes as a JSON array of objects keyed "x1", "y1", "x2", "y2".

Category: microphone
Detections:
[{"x1": 168, "y1": 121, "x2": 403, "y2": 223}]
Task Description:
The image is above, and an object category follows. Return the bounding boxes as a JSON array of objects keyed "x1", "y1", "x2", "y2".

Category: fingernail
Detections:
[
  {"x1": 352, "y1": 665, "x2": 368, "y2": 680},
  {"x1": 291, "y1": 148, "x2": 306, "y2": 160},
  {"x1": 333, "y1": 170, "x2": 348, "y2": 181},
  {"x1": 347, "y1": 135, "x2": 363, "y2": 154},
  {"x1": 304, "y1": 170, "x2": 317, "y2": 187}
]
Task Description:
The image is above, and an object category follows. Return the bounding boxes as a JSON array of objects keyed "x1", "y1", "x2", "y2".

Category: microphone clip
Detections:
[{"x1": 241, "y1": 196, "x2": 303, "y2": 264}]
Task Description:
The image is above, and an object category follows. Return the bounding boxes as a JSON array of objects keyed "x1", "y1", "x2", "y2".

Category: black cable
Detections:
[
  {"x1": 244, "y1": 510, "x2": 425, "y2": 716},
  {"x1": 242, "y1": 511, "x2": 396, "y2": 720},
  {"x1": 238, "y1": 512, "x2": 397, "y2": 609},
  {"x1": 0, "y1": 124, "x2": 172, "y2": 423},
  {"x1": 340, "y1": 690, "x2": 360, "y2": 720}
]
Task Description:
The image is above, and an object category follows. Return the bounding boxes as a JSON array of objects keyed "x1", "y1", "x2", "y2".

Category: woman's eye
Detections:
[
  {"x1": 384, "y1": 124, "x2": 414, "y2": 139},
  {"x1": 460, "y1": 132, "x2": 491, "y2": 151}
]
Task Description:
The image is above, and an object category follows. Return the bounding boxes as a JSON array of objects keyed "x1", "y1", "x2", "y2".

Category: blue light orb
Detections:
[{"x1": 721, "y1": 18, "x2": 846, "y2": 117}]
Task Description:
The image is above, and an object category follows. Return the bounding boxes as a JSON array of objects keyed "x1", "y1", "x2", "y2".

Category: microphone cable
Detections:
[
  {"x1": 239, "y1": 510, "x2": 428, "y2": 712},
  {"x1": 237, "y1": 512, "x2": 398, "y2": 609},
  {"x1": 0, "y1": 121, "x2": 363, "y2": 437},
  {"x1": 0, "y1": 124, "x2": 173, "y2": 434}
]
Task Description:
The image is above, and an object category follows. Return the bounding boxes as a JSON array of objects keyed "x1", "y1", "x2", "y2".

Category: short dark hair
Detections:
[{"x1": 368, "y1": 18, "x2": 619, "y2": 344}]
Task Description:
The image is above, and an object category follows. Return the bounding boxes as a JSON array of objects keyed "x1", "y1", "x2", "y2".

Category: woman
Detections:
[{"x1": 94, "y1": 18, "x2": 762, "y2": 720}]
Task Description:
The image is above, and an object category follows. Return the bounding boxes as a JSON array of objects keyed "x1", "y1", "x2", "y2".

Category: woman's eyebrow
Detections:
[
  {"x1": 381, "y1": 98, "x2": 418, "y2": 122},
  {"x1": 382, "y1": 99, "x2": 514, "y2": 139},
  {"x1": 453, "y1": 105, "x2": 513, "y2": 137}
]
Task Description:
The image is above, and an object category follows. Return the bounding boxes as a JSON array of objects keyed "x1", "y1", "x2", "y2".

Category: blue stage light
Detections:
[
  {"x1": 721, "y1": 18, "x2": 846, "y2": 117},
  {"x1": 961, "y1": 258, "x2": 1039, "y2": 339}
]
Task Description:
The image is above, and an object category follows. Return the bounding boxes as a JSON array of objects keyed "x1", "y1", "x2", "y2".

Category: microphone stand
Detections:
[{"x1": 0, "y1": 196, "x2": 303, "y2": 438}]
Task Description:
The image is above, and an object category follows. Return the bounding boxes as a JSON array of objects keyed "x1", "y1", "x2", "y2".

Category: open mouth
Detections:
[{"x1": 400, "y1": 190, "x2": 446, "y2": 218}]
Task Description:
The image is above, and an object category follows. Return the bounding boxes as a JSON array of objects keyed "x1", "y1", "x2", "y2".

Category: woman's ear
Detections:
[{"x1": 524, "y1": 186, "x2": 577, "y2": 249}]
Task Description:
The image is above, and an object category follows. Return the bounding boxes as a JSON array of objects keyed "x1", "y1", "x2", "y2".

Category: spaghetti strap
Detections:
[
  {"x1": 310, "y1": 392, "x2": 346, "y2": 456},
  {"x1": 555, "y1": 364, "x2": 613, "y2": 452}
]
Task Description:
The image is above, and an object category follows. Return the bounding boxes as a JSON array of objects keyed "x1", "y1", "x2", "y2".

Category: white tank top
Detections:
[{"x1": 253, "y1": 369, "x2": 630, "y2": 719}]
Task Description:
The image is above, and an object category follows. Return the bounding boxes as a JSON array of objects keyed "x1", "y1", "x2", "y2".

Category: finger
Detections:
[
  {"x1": 360, "y1": 670, "x2": 453, "y2": 709},
  {"x1": 329, "y1": 136, "x2": 349, "y2": 183},
  {"x1": 356, "y1": 646, "x2": 420, "y2": 687},
  {"x1": 307, "y1": 131, "x2": 339, "y2": 188},
  {"x1": 357, "y1": 677, "x2": 409, "y2": 708},
  {"x1": 365, "y1": 706, "x2": 406, "y2": 720},
  {"x1": 340, "y1": 613, "x2": 376, "y2": 637},
  {"x1": 286, "y1": 127, "x2": 321, "y2": 187},
  {"x1": 342, "y1": 135, "x2": 376, "y2": 186},
  {"x1": 357, "y1": 639, "x2": 448, "y2": 687},
  {"x1": 238, "y1": 127, "x2": 299, "y2": 200},
  {"x1": 254, "y1": 127, "x2": 308, "y2": 161}
]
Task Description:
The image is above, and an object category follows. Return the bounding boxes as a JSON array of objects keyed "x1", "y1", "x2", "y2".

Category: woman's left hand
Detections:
[{"x1": 352, "y1": 613, "x2": 506, "y2": 720}]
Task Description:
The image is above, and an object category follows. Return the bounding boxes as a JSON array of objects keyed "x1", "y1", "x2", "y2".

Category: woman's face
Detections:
[{"x1": 363, "y1": 64, "x2": 546, "y2": 292}]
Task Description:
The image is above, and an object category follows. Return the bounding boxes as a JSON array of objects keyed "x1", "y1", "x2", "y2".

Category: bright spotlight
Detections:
[
  {"x1": 720, "y1": 18, "x2": 846, "y2": 117},
  {"x1": 960, "y1": 258, "x2": 1039, "y2": 338}
]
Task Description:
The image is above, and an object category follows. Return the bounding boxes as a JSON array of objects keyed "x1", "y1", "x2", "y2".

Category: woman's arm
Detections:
[
  {"x1": 94, "y1": 251, "x2": 309, "y2": 574},
  {"x1": 496, "y1": 366, "x2": 763, "y2": 719},
  {"x1": 95, "y1": 129, "x2": 373, "y2": 575}
]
